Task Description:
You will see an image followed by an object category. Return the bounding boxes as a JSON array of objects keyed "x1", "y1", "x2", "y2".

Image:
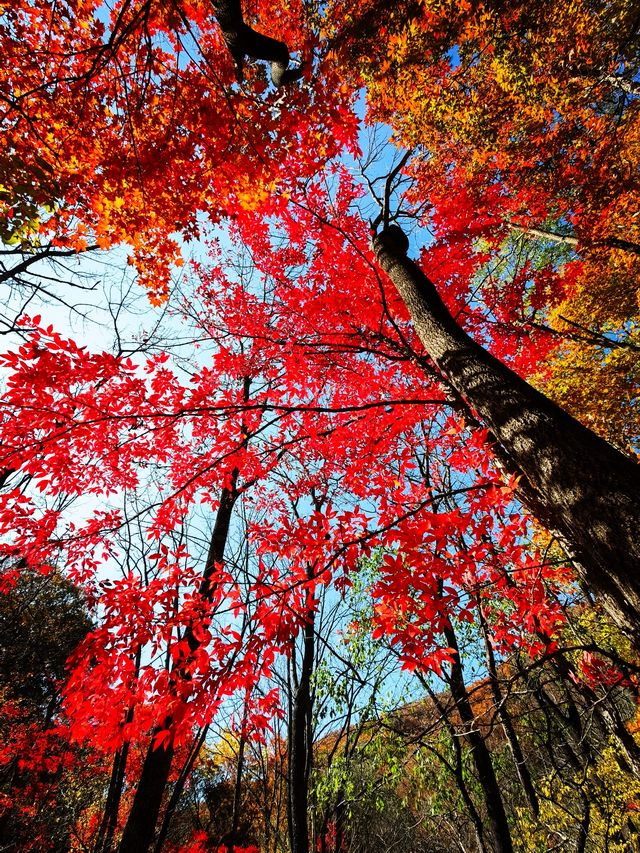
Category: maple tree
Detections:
[
  {"x1": 1, "y1": 0, "x2": 640, "y2": 850},
  {"x1": 373, "y1": 225, "x2": 640, "y2": 641},
  {"x1": 0, "y1": 0, "x2": 355, "y2": 301},
  {"x1": 326, "y1": 0, "x2": 640, "y2": 252}
]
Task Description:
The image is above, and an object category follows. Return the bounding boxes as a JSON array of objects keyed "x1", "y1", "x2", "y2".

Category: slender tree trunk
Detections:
[
  {"x1": 536, "y1": 692, "x2": 583, "y2": 773},
  {"x1": 509, "y1": 224, "x2": 579, "y2": 247},
  {"x1": 516, "y1": 655, "x2": 591, "y2": 773},
  {"x1": 93, "y1": 746, "x2": 128, "y2": 853},
  {"x1": 570, "y1": 66, "x2": 640, "y2": 97},
  {"x1": 118, "y1": 478, "x2": 240, "y2": 853},
  {"x1": 226, "y1": 701, "x2": 249, "y2": 853},
  {"x1": 577, "y1": 792, "x2": 591, "y2": 853},
  {"x1": 93, "y1": 715, "x2": 134, "y2": 852},
  {"x1": 93, "y1": 651, "x2": 140, "y2": 853},
  {"x1": 333, "y1": 791, "x2": 345, "y2": 853},
  {"x1": 442, "y1": 619, "x2": 514, "y2": 853},
  {"x1": 510, "y1": 224, "x2": 640, "y2": 256},
  {"x1": 549, "y1": 649, "x2": 640, "y2": 776},
  {"x1": 420, "y1": 677, "x2": 488, "y2": 853},
  {"x1": 374, "y1": 227, "x2": 640, "y2": 640},
  {"x1": 153, "y1": 726, "x2": 209, "y2": 853},
  {"x1": 118, "y1": 380, "x2": 252, "y2": 853},
  {"x1": 288, "y1": 568, "x2": 316, "y2": 853},
  {"x1": 477, "y1": 605, "x2": 540, "y2": 818}
]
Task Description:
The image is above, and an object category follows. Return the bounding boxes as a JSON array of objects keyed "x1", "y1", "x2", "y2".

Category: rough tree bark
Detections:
[{"x1": 373, "y1": 225, "x2": 640, "y2": 640}]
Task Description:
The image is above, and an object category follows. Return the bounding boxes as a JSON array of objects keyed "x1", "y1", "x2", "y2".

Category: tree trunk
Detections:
[
  {"x1": 117, "y1": 740, "x2": 175, "y2": 853},
  {"x1": 288, "y1": 570, "x2": 315, "y2": 853},
  {"x1": 94, "y1": 651, "x2": 140, "y2": 853},
  {"x1": 419, "y1": 677, "x2": 489, "y2": 852},
  {"x1": 211, "y1": 0, "x2": 302, "y2": 87},
  {"x1": 477, "y1": 605, "x2": 540, "y2": 818},
  {"x1": 117, "y1": 479, "x2": 240, "y2": 853},
  {"x1": 224, "y1": 702, "x2": 249, "y2": 853},
  {"x1": 442, "y1": 620, "x2": 514, "y2": 853},
  {"x1": 550, "y1": 649, "x2": 640, "y2": 776},
  {"x1": 93, "y1": 713, "x2": 134, "y2": 852},
  {"x1": 153, "y1": 726, "x2": 209, "y2": 853},
  {"x1": 510, "y1": 223, "x2": 640, "y2": 256},
  {"x1": 374, "y1": 227, "x2": 640, "y2": 640}
]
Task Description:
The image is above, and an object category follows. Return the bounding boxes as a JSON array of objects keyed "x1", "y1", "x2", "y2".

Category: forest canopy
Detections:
[{"x1": 0, "y1": 0, "x2": 639, "y2": 851}]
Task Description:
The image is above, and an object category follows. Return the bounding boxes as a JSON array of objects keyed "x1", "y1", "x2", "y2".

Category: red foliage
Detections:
[{"x1": 0, "y1": 2, "x2": 600, "y2": 836}]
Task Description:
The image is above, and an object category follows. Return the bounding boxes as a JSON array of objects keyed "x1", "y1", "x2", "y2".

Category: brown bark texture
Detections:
[{"x1": 373, "y1": 226, "x2": 640, "y2": 640}]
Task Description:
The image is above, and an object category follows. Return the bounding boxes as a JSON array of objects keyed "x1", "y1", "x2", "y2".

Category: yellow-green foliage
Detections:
[
  {"x1": 539, "y1": 255, "x2": 640, "y2": 456},
  {"x1": 516, "y1": 738, "x2": 640, "y2": 851}
]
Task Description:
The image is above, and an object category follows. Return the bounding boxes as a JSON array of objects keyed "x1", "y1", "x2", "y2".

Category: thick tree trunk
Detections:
[
  {"x1": 211, "y1": 0, "x2": 302, "y2": 86},
  {"x1": 374, "y1": 227, "x2": 640, "y2": 639}
]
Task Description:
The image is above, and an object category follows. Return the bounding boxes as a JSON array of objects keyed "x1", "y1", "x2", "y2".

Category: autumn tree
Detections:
[
  {"x1": 4, "y1": 0, "x2": 639, "y2": 634},
  {"x1": 326, "y1": 0, "x2": 640, "y2": 255},
  {"x1": 0, "y1": 567, "x2": 103, "y2": 853},
  {"x1": 319, "y1": 0, "x2": 640, "y2": 634},
  {"x1": 0, "y1": 0, "x2": 356, "y2": 301},
  {"x1": 370, "y1": 222, "x2": 640, "y2": 637},
  {"x1": 2, "y1": 1, "x2": 640, "y2": 851}
]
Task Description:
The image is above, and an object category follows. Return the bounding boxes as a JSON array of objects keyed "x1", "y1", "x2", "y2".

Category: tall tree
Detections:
[
  {"x1": 373, "y1": 224, "x2": 640, "y2": 638},
  {"x1": 2, "y1": 3, "x2": 640, "y2": 849}
]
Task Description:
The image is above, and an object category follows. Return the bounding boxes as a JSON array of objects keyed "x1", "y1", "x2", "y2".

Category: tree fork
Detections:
[
  {"x1": 211, "y1": 0, "x2": 303, "y2": 86},
  {"x1": 373, "y1": 225, "x2": 640, "y2": 640}
]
